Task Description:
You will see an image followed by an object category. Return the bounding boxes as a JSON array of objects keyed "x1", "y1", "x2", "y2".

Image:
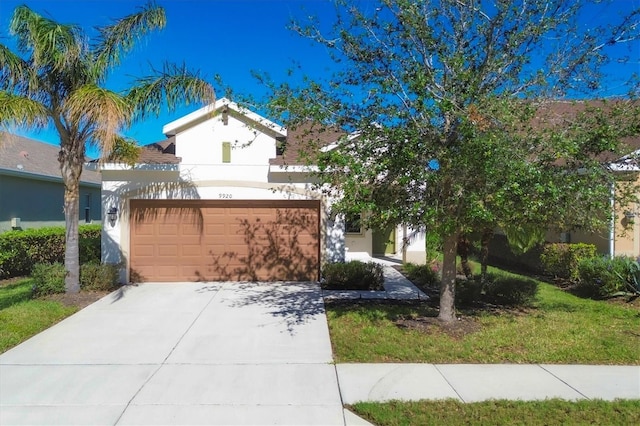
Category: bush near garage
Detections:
[
  {"x1": 0, "y1": 225, "x2": 101, "y2": 279},
  {"x1": 322, "y1": 261, "x2": 385, "y2": 291},
  {"x1": 402, "y1": 262, "x2": 441, "y2": 289},
  {"x1": 31, "y1": 262, "x2": 120, "y2": 297}
]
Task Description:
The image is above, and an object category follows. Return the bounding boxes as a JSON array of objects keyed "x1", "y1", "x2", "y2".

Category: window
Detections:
[
  {"x1": 84, "y1": 194, "x2": 91, "y2": 223},
  {"x1": 345, "y1": 213, "x2": 362, "y2": 234},
  {"x1": 222, "y1": 142, "x2": 231, "y2": 163},
  {"x1": 276, "y1": 136, "x2": 286, "y2": 156}
]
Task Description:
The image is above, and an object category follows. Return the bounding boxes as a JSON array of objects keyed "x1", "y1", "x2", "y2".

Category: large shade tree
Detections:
[
  {"x1": 263, "y1": 0, "x2": 640, "y2": 322},
  {"x1": 0, "y1": 3, "x2": 215, "y2": 293}
]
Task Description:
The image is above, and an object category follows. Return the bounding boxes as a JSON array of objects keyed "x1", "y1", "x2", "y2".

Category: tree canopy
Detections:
[
  {"x1": 0, "y1": 2, "x2": 215, "y2": 292},
  {"x1": 263, "y1": 0, "x2": 640, "y2": 321}
]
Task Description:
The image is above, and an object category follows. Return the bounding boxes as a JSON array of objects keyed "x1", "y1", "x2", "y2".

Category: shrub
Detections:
[
  {"x1": 576, "y1": 256, "x2": 629, "y2": 298},
  {"x1": 322, "y1": 261, "x2": 385, "y2": 291},
  {"x1": 80, "y1": 263, "x2": 120, "y2": 291},
  {"x1": 540, "y1": 243, "x2": 597, "y2": 280},
  {"x1": 402, "y1": 262, "x2": 441, "y2": 288},
  {"x1": 31, "y1": 263, "x2": 66, "y2": 297},
  {"x1": 455, "y1": 278, "x2": 482, "y2": 306},
  {"x1": 484, "y1": 275, "x2": 538, "y2": 306},
  {"x1": 0, "y1": 225, "x2": 101, "y2": 278}
]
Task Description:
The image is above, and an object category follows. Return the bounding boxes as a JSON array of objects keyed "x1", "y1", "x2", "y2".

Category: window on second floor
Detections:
[{"x1": 222, "y1": 142, "x2": 231, "y2": 163}]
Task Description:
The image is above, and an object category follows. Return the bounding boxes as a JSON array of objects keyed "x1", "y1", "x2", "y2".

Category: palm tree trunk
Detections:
[
  {"x1": 60, "y1": 145, "x2": 83, "y2": 294},
  {"x1": 438, "y1": 232, "x2": 458, "y2": 322},
  {"x1": 63, "y1": 184, "x2": 80, "y2": 293}
]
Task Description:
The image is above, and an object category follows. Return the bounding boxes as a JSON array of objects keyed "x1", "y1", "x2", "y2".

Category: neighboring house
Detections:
[
  {"x1": 489, "y1": 101, "x2": 640, "y2": 269},
  {"x1": 0, "y1": 133, "x2": 101, "y2": 233},
  {"x1": 96, "y1": 98, "x2": 426, "y2": 283}
]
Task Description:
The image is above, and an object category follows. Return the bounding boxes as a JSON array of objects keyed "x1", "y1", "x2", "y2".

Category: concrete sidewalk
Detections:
[{"x1": 336, "y1": 363, "x2": 640, "y2": 404}]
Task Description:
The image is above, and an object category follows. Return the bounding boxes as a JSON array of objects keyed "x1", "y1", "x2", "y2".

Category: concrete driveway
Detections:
[{"x1": 0, "y1": 282, "x2": 347, "y2": 425}]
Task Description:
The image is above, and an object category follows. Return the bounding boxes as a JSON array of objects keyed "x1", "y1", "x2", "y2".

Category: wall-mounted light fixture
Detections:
[{"x1": 107, "y1": 206, "x2": 118, "y2": 227}]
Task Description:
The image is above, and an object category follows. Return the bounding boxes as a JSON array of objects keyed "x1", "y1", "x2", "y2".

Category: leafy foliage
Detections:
[
  {"x1": 483, "y1": 276, "x2": 538, "y2": 306},
  {"x1": 576, "y1": 255, "x2": 640, "y2": 298},
  {"x1": 31, "y1": 263, "x2": 66, "y2": 297},
  {"x1": 80, "y1": 263, "x2": 120, "y2": 291},
  {"x1": 0, "y1": 225, "x2": 101, "y2": 278},
  {"x1": 540, "y1": 243, "x2": 597, "y2": 280},
  {"x1": 263, "y1": 0, "x2": 640, "y2": 322},
  {"x1": 32, "y1": 261, "x2": 119, "y2": 297},
  {"x1": 322, "y1": 261, "x2": 385, "y2": 291},
  {"x1": 402, "y1": 263, "x2": 440, "y2": 289}
]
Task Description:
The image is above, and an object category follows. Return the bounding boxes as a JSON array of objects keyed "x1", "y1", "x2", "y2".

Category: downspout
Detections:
[{"x1": 610, "y1": 182, "x2": 615, "y2": 259}]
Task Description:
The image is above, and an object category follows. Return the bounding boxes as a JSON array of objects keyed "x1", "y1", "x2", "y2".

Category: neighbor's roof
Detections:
[
  {"x1": 137, "y1": 137, "x2": 180, "y2": 164},
  {"x1": 269, "y1": 122, "x2": 345, "y2": 166},
  {"x1": 0, "y1": 133, "x2": 101, "y2": 185}
]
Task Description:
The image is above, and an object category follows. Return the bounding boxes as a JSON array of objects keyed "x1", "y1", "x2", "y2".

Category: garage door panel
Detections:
[
  {"x1": 130, "y1": 200, "x2": 319, "y2": 282},
  {"x1": 157, "y1": 245, "x2": 178, "y2": 256}
]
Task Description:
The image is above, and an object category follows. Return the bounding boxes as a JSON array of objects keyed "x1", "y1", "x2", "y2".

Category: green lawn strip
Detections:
[
  {"x1": 350, "y1": 399, "x2": 640, "y2": 426},
  {"x1": 326, "y1": 278, "x2": 640, "y2": 364},
  {"x1": 0, "y1": 279, "x2": 33, "y2": 310},
  {"x1": 0, "y1": 278, "x2": 79, "y2": 353}
]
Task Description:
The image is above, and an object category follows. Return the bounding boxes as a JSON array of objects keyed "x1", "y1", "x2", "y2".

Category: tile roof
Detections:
[
  {"x1": 138, "y1": 137, "x2": 180, "y2": 164},
  {"x1": 269, "y1": 122, "x2": 345, "y2": 166},
  {"x1": 0, "y1": 133, "x2": 101, "y2": 185}
]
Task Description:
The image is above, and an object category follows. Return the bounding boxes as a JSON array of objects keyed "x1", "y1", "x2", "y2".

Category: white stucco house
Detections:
[{"x1": 95, "y1": 99, "x2": 426, "y2": 283}]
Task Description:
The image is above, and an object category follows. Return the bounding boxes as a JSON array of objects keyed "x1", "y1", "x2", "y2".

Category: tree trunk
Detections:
[
  {"x1": 438, "y1": 232, "x2": 458, "y2": 322},
  {"x1": 480, "y1": 228, "x2": 493, "y2": 284},
  {"x1": 457, "y1": 233, "x2": 472, "y2": 278},
  {"x1": 60, "y1": 144, "x2": 83, "y2": 294}
]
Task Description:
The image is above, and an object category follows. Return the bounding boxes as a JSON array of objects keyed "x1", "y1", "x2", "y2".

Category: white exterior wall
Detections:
[
  {"x1": 100, "y1": 102, "x2": 349, "y2": 282},
  {"x1": 175, "y1": 112, "x2": 276, "y2": 167}
]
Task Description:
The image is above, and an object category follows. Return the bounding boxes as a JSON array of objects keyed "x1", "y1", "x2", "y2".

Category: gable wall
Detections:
[{"x1": 175, "y1": 113, "x2": 277, "y2": 168}]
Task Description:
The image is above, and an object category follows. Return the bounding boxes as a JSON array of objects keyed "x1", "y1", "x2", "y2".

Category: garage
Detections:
[{"x1": 129, "y1": 199, "x2": 320, "y2": 282}]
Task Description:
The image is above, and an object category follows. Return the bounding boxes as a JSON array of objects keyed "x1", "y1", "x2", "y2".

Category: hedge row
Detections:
[
  {"x1": 0, "y1": 225, "x2": 101, "y2": 279},
  {"x1": 32, "y1": 262, "x2": 119, "y2": 297}
]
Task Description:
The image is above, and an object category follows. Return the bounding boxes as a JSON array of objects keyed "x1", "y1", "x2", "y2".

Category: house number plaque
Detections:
[{"x1": 218, "y1": 193, "x2": 232, "y2": 199}]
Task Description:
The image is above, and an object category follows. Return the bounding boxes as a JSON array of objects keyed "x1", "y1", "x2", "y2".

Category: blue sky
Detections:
[{"x1": 1, "y1": 0, "x2": 639, "y2": 158}]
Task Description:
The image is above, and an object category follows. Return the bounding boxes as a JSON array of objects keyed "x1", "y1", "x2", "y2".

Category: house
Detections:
[
  {"x1": 0, "y1": 133, "x2": 101, "y2": 233},
  {"x1": 489, "y1": 101, "x2": 640, "y2": 269},
  {"x1": 97, "y1": 98, "x2": 427, "y2": 283}
]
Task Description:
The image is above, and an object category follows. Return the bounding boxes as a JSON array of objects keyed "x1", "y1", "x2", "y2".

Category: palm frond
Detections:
[
  {"x1": 0, "y1": 91, "x2": 48, "y2": 129},
  {"x1": 0, "y1": 43, "x2": 36, "y2": 94},
  {"x1": 65, "y1": 84, "x2": 132, "y2": 154},
  {"x1": 9, "y1": 5, "x2": 84, "y2": 73},
  {"x1": 126, "y1": 62, "x2": 215, "y2": 121},
  {"x1": 93, "y1": 1, "x2": 166, "y2": 77}
]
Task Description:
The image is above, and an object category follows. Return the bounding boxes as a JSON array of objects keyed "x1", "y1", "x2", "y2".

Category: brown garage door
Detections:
[{"x1": 130, "y1": 199, "x2": 320, "y2": 282}]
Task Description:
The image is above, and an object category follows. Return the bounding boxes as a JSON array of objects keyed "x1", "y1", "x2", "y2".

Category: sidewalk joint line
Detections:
[{"x1": 538, "y1": 364, "x2": 590, "y2": 401}]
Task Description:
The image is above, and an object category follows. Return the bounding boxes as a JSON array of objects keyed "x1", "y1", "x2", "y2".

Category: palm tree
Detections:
[{"x1": 0, "y1": 3, "x2": 215, "y2": 293}]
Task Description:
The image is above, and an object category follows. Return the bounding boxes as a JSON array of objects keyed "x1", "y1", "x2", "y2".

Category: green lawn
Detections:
[
  {"x1": 350, "y1": 399, "x2": 640, "y2": 426},
  {"x1": 0, "y1": 278, "x2": 78, "y2": 353},
  {"x1": 326, "y1": 273, "x2": 640, "y2": 364}
]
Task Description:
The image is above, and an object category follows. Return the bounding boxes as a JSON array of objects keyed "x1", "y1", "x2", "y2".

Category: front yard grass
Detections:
[
  {"x1": 0, "y1": 278, "x2": 79, "y2": 353},
  {"x1": 350, "y1": 399, "x2": 640, "y2": 426},
  {"x1": 326, "y1": 270, "x2": 640, "y2": 364}
]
